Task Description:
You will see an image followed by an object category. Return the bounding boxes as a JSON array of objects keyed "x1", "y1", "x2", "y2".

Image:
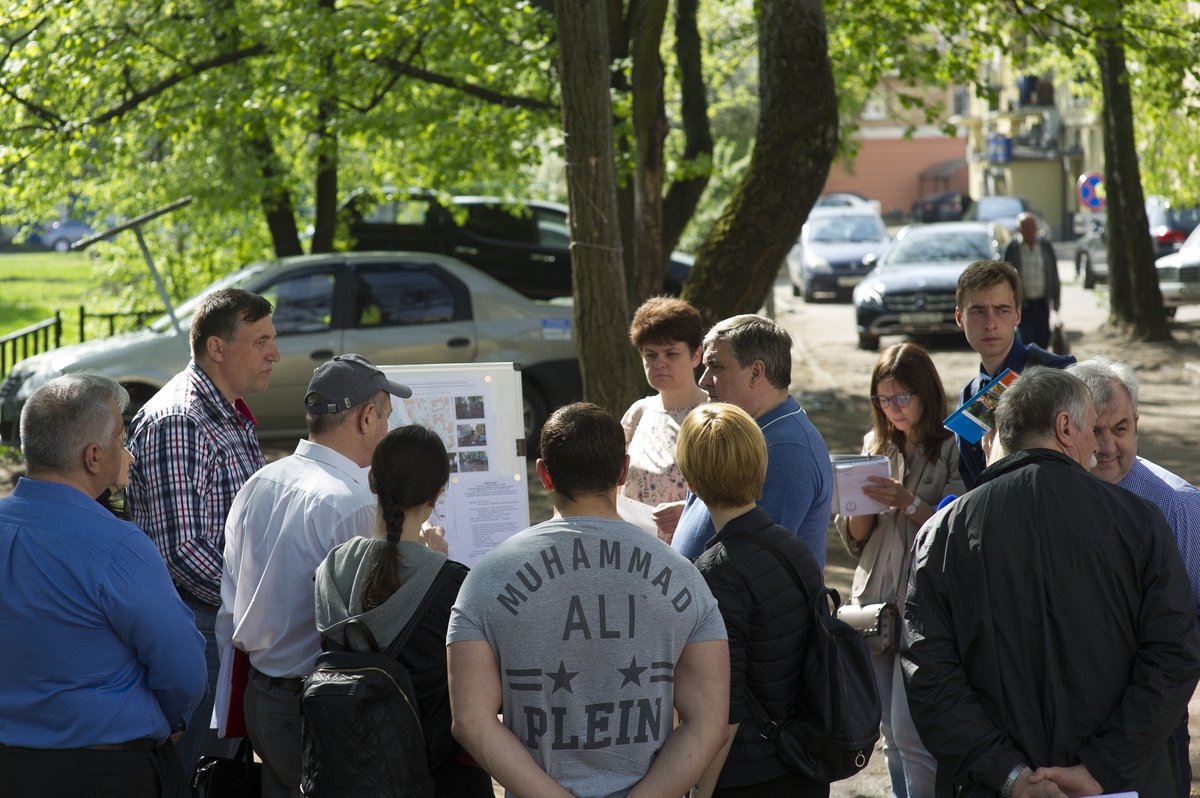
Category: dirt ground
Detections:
[{"x1": 2, "y1": 257, "x2": 1198, "y2": 796}]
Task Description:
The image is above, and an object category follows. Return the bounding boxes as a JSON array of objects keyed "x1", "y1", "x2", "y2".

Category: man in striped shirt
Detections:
[
  {"x1": 1069, "y1": 355, "x2": 1200, "y2": 798},
  {"x1": 127, "y1": 288, "x2": 279, "y2": 772}
]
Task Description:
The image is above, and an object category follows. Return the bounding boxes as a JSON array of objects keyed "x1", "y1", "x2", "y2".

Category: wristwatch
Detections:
[
  {"x1": 903, "y1": 494, "x2": 921, "y2": 517},
  {"x1": 1000, "y1": 762, "x2": 1029, "y2": 798}
]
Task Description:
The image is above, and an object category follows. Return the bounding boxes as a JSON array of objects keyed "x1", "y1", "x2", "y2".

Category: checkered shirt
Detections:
[
  {"x1": 1120, "y1": 456, "x2": 1200, "y2": 619},
  {"x1": 126, "y1": 361, "x2": 266, "y2": 606}
]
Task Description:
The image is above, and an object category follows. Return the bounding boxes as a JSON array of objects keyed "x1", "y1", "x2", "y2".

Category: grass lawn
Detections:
[{"x1": 0, "y1": 251, "x2": 130, "y2": 346}]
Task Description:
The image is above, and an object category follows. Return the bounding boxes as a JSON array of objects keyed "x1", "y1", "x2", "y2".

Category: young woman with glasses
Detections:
[{"x1": 834, "y1": 342, "x2": 964, "y2": 798}]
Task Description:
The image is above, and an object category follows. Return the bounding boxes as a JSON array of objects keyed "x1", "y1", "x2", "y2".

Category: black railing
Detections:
[
  {"x1": 78, "y1": 306, "x2": 162, "y2": 342},
  {"x1": 0, "y1": 313, "x2": 61, "y2": 380}
]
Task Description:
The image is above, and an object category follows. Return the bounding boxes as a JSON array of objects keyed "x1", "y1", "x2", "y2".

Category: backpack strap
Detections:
[
  {"x1": 382, "y1": 561, "x2": 457, "y2": 660},
  {"x1": 342, "y1": 620, "x2": 383, "y2": 653}
]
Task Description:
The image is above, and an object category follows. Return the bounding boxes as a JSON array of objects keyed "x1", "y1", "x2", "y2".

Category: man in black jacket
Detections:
[{"x1": 902, "y1": 367, "x2": 1200, "y2": 798}]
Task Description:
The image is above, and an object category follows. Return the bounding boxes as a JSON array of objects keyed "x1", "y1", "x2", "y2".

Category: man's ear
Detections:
[
  {"x1": 1053, "y1": 410, "x2": 1073, "y2": 447},
  {"x1": 535, "y1": 458, "x2": 554, "y2": 490},
  {"x1": 616, "y1": 453, "x2": 631, "y2": 488},
  {"x1": 358, "y1": 401, "x2": 377, "y2": 435},
  {"x1": 205, "y1": 335, "x2": 224, "y2": 363},
  {"x1": 748, "y1": 359, "x2": 767, "y2": 386},
  {"x1": 954, "y1": 308, "x2": 965, "y2": 330},
  {"x1": 82, "y1": 442, "x2": 103, "y2": 476}
]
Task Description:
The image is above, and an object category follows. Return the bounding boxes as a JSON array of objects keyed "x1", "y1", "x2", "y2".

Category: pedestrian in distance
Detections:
[
  {"x1": 684, "y1": 402, "x2": 829, "y2": 798},
  {"x1": 1002, "y1": 212, "x2": 1060, "y2": 350},
  {"x1": 834, "y1": 342, "x2": 962, "y2": 798}
]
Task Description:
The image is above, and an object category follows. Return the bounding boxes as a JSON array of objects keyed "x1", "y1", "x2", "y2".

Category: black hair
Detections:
[{"x1": 538, "y1": 402, "x2": 625, "y2": 501}]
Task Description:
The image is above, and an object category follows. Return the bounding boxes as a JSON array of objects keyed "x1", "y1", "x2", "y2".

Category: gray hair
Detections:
[
  {"x1": 20, "y1": 372, "x2": 129, "y2": 473},
  {"x1": 305, "y1": 390, "x2": 388, "y2": 437},
  {"x1": 995, "y1": 366, "x2": 1091, "y2": 454},
  {"x1": 1067, "y1": 355, "x2": 1138, "y2": 416},
  {"x1": 704, "y1": 314, "x2": 793, "y2": 390}
]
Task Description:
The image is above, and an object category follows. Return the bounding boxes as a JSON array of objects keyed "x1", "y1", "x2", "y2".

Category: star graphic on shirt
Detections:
[
  {"x1": 617, "y1": 657, "x2": 648, "y2": 688},
  {"x1": 546, "y1": 661, "x2": 579, "y2": 694}
]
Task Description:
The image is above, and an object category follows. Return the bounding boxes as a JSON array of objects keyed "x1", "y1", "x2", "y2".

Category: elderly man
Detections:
[
  {"x1": 1002, "y1": 212, "x2": 1060, "y2": 349},
  {"x1": 0, "y1": 373, "x2": 207, "y2": 797},
  {"x1": 668, "y1": 314, "x2": 832, "y2": 567},
  {"x1": 448, "y1": 403, "x2": 730, "y2": 798},
  {"x1": 216, "y1": 355, "x2": 414, "y2": 798},
  {"x1": 127, "y1": 287, "x2": 280, "y2": 770},
  {"x1": 903, "y1": 367, "x2": 1200, "y2": 798},
  {"x1": 1068, "y1": 355, "x2": 1200, "y2": 796}
]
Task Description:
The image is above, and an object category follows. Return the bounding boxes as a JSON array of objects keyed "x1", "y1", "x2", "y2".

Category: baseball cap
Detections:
[{"x1": 305, "y1": 354, "x2": 412, "y2": 414}]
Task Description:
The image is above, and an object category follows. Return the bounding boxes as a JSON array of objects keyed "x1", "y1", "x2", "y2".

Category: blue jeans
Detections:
[
  {"x1": 177, "y1": 598, "x2": 242, "y2": 776},
  {"x1": 891, "y1": 656, "x2": 937, "y2": 798},
  {"x1": 873, "y1": 652, "x2": 908, "y2": 798}
]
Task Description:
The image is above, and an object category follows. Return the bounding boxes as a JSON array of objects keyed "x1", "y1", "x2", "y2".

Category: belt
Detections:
[
  {"x1": 86, "y1": 738, "x2": 158, "y2": 753},
  {"x1": 175, "y1": 584, "x2": 219, "y2": 614},
  {"x1": 250, "y1": 665, "x2": 303, "y2": 691}
]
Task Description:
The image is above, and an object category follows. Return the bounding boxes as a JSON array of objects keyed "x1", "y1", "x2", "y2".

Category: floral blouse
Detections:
[{"x1": 619, "y1": 394, "x2": 703, "y2": 506}]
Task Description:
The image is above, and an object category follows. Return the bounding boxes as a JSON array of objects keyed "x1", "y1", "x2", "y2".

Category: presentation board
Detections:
[{"x1": 378, "y1": 362, "x2": 530, "y2": 568}]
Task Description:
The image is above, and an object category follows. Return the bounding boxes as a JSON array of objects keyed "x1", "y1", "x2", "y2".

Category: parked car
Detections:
[
  {"x1": 343, "y1": 189, "x2": 692, "y2": 300},
  {"x1": 911, "y1": 190, "x2": 972, "y2": 223},
  {"x1": 1154, "y1": 224, "x2": 1200, "y2": 315},
  {"x1": 37, "y1": 219, "x2": 95, "y2": 253},
  {"x1": 0, "y1": 253, "x2": 581, "y2": 446},
  {"x1": 852, "y1": 222, "x2": 1012, "y2": 350},
  {"x1": 786, "y1": 206, "x2": 890, "y2": 301},
  {"x1": 814, "y1": 192, "x2": 873, "y2": 208},
  {"x1": 1073, "y1": 197, "x2": 1200, "y2": 289}
]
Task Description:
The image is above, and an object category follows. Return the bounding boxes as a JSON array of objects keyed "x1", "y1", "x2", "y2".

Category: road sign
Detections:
[{"x1": 1077, "y1": 172, "x2": 1106, "y2": 211}]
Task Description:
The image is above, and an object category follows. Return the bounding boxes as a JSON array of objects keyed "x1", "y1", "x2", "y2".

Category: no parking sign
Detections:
[{"x1": 1077, "y1": 172, "x2": 1106, "y2": 211}]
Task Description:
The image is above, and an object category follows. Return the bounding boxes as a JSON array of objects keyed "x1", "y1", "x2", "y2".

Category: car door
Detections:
[
  {"x1": 454, "y1": 203, "x2": 567, "y2": 299},
  {"x1": 244, "y1": 263, "x2": 345, "y2": 434},
  {"x1": 341, "y1": 258, "x2": 478, "y2": 371}
]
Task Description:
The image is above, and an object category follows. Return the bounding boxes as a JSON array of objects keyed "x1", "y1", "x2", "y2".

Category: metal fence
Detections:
[
  {"x1": 78, "y1": 305, "x2": 162, "y2": 342},
  {"x1": 0, "y1": 313, "x2": 61, "y2": 380}
]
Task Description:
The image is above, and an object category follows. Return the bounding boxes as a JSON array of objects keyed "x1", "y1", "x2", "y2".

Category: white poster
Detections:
[{"x1": 384, "y1": 368, "x2": 530, "y2": 568}]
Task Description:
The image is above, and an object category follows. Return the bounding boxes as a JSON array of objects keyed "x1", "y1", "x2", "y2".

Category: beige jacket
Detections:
[{"x1": 835, "y1": 432, "x2": 964, "y2": 607}]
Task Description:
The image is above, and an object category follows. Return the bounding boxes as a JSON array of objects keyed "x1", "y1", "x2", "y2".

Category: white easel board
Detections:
[{"x1": 379, "y1": 362, "x2": 530, "y2": 568}]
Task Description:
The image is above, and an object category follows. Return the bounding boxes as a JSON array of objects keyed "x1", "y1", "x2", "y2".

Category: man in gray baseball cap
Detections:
[{"x1": 216, "y1": 353, "x2": 413, "y2": 798}]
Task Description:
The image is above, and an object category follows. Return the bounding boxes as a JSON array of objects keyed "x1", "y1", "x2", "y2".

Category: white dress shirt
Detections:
[{"x1": 216, "y1": 439, "x2": 377, "y2": 683}]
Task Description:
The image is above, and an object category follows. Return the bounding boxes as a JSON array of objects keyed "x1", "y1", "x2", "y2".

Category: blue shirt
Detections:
[
  {"x1": 0, "y1": 478, "x2": 208, "y2": 748},
  {"x1": 957, "y1": 340, "x2": 1075, "y2": 490},
  {"x1": 1119, "y1": 457, "x2": 1200, "y2": 618},
  {"x1": 672, "y1": 396, "x2": 833, "y2": 566}
]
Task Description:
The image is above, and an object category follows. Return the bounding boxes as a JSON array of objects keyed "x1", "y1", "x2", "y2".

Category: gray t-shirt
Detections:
[{"x1": 447, "y1": 516, "x2": 727, "y2": 798}]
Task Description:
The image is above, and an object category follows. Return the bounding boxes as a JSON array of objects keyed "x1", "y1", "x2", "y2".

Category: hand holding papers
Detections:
[{"x1": 830, "y1": 454, "x2": 892, "y2": 516}]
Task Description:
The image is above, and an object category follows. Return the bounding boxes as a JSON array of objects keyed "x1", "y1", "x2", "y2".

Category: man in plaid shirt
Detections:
[{"x1": 126, "y1": 288, "x2": 279, "y2": 772}]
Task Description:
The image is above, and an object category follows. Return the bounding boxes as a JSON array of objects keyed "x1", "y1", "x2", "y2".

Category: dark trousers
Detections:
[
  {"x1": 176, "y1": 592, "x2": 240, "y2": 775},
  {"x1": 245, "y1": 666, "x2": 304, "y2": 798},
  {"x1": 1019, "y1": 299, "x2": 1051, "y2": 349},
  {"x1": 713, "y1": 770, "x2": 829, "y2": 798},
  {"x1": 1177, "y1": 712, "x2": 1192, "y2": 798},
  {"x1": 0, "y1": 739, "x2": 185, "y2": 798}
]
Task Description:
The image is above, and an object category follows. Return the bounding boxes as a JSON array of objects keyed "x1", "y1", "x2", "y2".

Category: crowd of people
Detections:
[{"x1": 1, "y1": 249, "x2": 1199, "y2": 798}]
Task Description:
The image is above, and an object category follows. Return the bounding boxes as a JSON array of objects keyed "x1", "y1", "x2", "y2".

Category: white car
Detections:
[
  {"x1": 1154, "y1": 224, "x2": 1200, "y2": 313},
  {"x1": 0, "y1": 253, "x2": 581, "y2": 444}
]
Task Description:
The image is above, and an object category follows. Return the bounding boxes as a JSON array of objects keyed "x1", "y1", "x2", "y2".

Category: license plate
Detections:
[
  {"x1": 836, "y1": 276, "x2": 862, "y2": 287},
  {"x1": 899, "y1": 312, "x2": 943, "y2": 324},
  {"x1": 1179, "y1": 284, "x2": 1200, "y2": 297}
]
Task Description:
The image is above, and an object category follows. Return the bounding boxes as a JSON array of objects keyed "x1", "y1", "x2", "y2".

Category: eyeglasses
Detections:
[{"x1": 871, "y1": 392, "x2": 914, "y2": 409}]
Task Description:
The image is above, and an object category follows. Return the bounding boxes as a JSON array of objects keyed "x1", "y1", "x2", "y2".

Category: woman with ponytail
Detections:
[{"x1": 314, "y1": 425, "x2": 492, "y2": 797}]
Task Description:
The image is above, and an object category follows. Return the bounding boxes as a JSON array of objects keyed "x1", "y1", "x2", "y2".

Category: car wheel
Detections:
[
  {"x1": 52, "y1": 238, "x2": 71, "y2": 254},
  {"x1": 522, "y1": 378, "x2": 549, "y2": 455},
  {"x1": 1082, "y1": 255, "x2": 1096, "y2": 290},
  {"x1": 121, "y1": 383, "x2": 160, "y2": 426},
  {"x1": 857, "y1": 332, "x2": 879, "y2": 351}
]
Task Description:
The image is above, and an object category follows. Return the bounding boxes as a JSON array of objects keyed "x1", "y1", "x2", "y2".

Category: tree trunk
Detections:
[
  {"x1": 554, "y1": 0, "x2": 642, "y2": 417},
  {"x1": 608, "y1": 0, "x2": 638, "y2": 313},
  {"x1": 682, "y1": 0, "x2": 837, "y2": 327},
  {"x1": 1097, "y1": 35, "x2": 1171, "y2": 341},
  {"x1": 311, "y1": 0, "x2": 338, "y2": 255},
  {"x1": 630, "y1": 0, "x2": 669, "y2": 305},
  {"x1": 661, "y1": 0, "x2": 713, "y2": 259},
  {"x1": 247, "y1": 125, "x2": 304, "y2": 258}
]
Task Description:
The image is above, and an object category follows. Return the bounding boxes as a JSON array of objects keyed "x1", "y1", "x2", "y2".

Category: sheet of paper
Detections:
[
  {"x1": 617, "y1": 494, "x2": 659, "y2": 536},
  {"x1": 832, "y1": 456, "x2": 892, "y2": 516}
]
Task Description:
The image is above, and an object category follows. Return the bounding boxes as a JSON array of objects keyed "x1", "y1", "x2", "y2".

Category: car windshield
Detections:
[
  {"x1": 1182, "y1": 225, "x2": 1200, "y2": 253},
  {"x1": 149, "y1": 266, "x2": 267, "y2": 332},
  {"x1": 887, "y1": 232, "x2": 991, "y2": 264},
  {"x1": 972, "y1": 197, "x2": 1024, "y2": 220},
  {"x1": 808, "y1": 216, "x2": 887, "y2": 243}
]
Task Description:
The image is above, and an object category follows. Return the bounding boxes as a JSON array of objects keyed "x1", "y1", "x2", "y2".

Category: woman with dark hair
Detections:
[
  {"x1": 621, "y1": 296, "x2": 708, "y2": 540},
  {"x1": 834, "y1": 342, "x2": 963, "y2": 798},
  {"x1": 314, "y1": 425, "x2": 492, "y2": 797}
]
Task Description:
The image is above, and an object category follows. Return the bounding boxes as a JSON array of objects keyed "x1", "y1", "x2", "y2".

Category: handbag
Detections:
[
  {"x1": 836, "y1": 602, "x2": 899, "y2": 655},
  {"x1": 193, "y1": 737, "x2": 262, "y2": 798}
]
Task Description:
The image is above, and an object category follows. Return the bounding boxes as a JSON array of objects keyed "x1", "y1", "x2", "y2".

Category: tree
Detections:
[{"x1": 553, "y1": 0, "x2": 642, "y2": 417}]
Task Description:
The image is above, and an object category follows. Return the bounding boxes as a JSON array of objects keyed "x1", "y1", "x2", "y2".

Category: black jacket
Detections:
[
  {"x1": 903, "y1": 449, "x2": 1200, "y2": 797},
  {"x1": 695, "y1": 507, "x2": 824, "y2": 789}
]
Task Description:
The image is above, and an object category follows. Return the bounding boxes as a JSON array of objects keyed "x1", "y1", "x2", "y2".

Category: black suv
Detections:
[{"x1": 344, "y1": 189, "x2": 692, "y2": 300}]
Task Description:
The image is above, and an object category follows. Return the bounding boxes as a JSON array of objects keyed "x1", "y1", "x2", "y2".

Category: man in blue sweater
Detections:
[
  {"x1": 954, "y1": 259, "x2": 1074, "y2": 489},
  {"x1": 669, "y1": 314, "x2": 832, "y2": 567}
]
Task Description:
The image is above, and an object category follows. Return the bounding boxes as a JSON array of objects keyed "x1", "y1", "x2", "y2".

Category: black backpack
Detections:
[
  {"x1": 301, "y1": 565, "x2": 453, "y2": 798},
  {"x1": 729, "y1": 531, "x2": 882, "y2": 783}
]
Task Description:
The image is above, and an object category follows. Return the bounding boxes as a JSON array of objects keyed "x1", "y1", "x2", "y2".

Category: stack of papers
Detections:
[{"x1": 829, "y1": 454, "x2": 892, "y2": 516}]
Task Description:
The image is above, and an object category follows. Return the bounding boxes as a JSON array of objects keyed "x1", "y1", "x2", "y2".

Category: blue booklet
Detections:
[{"x1": 943, "y1": 368, "x2": 1017, "y2": 444}]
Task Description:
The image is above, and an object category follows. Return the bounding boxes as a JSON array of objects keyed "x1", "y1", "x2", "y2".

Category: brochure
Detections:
[
  {"x1": 829, "y1": 454, "x2": 892, "y2": 516},
  {"x1": 943, "y1": 368, "x2": 1018, "y2": 444}
]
